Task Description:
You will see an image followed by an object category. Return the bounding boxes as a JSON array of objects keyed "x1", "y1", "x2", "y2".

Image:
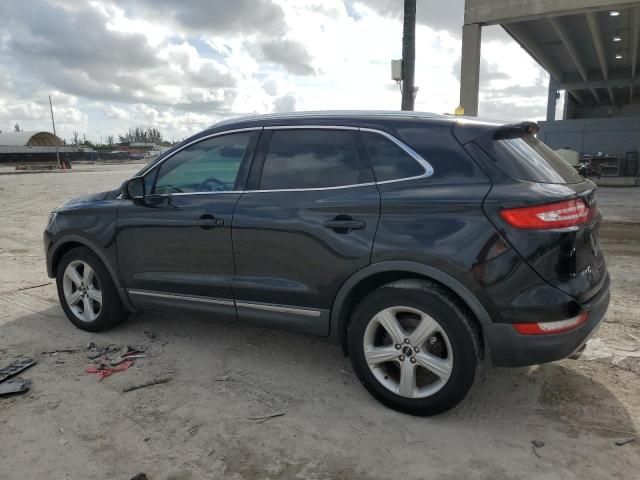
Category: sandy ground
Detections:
[{"x1": 0, "y1": 164, "x2": 638, "y2": 480}]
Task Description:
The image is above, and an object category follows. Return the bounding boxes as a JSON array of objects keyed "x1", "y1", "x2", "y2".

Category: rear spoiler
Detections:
[{"x1": 452, "y1": 119, "x2": 540, "y2": 145}]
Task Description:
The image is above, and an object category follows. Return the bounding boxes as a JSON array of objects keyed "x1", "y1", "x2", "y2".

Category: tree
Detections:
[
  {"x1": 118, "y1": 127, "x2": 164, "y2": 145},
  {"x1": 72, "y1": 131, "x2": 79, "y2": 146},
  {"x1": 14, "y1": 123, "x2": 21, "y2": 132},
  {"x1": 106, "y1": 135, "x2": 114, "y2": 147}
]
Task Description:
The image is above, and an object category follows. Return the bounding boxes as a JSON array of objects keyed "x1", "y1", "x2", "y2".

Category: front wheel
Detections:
[
  {"x1": 348, "y1": 280, "x2": 481, "y2": 416},
  {"x1": 56, "y1": 247, "x2": 128, "y2": 332}
]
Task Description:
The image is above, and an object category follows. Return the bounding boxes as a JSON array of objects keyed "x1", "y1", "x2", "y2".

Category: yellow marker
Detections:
[{"x1": 454, "y1": 105, "x2": 465, "y2": 116}]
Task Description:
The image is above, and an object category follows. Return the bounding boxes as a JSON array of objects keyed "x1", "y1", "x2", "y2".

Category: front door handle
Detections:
[
  {"x1": 323, "y1": 216, "x2": 366, "y2": 233},
  {"x1": 195, "y1": 214, "x2": 224, "y2": 230}
]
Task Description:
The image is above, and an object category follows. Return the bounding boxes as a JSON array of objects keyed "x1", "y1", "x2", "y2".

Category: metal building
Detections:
[
  {"x1": 0, "y1": 131, "x2": 64, "y2": 148},
  {"x1": 460, "y1": 0, "x2": 640, "y2": 174}
]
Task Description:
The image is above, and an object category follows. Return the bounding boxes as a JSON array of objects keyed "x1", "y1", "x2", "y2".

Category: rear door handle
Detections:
[
  {"x1": 195, "y1": 214, "x2": 224, "y2": 230},
  {"x1": 323, "y1": 216, "x2": 366, "y2": 233}
]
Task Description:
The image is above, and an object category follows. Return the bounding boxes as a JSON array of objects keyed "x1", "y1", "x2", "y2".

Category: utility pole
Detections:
[
  {"x1": 401, "y1": 0, "x2": 416, "y2": 111},
  {"x1": 49, "y1": 95, "x2": 61, "y2": 168}
]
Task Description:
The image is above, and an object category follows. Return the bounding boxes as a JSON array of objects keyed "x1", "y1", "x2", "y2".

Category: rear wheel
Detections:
[
  {"x1": 56, "y1": 247, "x2": 128, "y2": 331},
  {"x1": 348, "y1": 279, "x2": 480, "y2": 416}
]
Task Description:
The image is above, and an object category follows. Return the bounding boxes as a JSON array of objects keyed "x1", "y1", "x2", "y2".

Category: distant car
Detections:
[{"x1": 44, "y1": 111, "x2": 609, "y2": 415}]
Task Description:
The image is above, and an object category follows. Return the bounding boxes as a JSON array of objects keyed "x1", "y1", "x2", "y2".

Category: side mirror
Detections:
[{"x1": 121, "y1": 176, "x2": 146, "y2": 200}]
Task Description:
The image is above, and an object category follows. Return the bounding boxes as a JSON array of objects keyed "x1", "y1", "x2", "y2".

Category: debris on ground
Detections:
[
  {"x1": 84, "y1": 344, "x2": 148, "y2": 380},
  {"x1": 144, "y1": 331, "x2": 157, "y2": 340},
  {"x1": 531, "y1": 440, "x2": 545, "y2": 459},
  {"x1": 248, "y1": 412, "x2": 286, "y2": 424},
  {"x1": 0, "y1": 358, "x2": 36, "y2": 383},
  {"x1": 122, "y1": 376, "x2": 172, "y2": 393},
  {"x1": 15, "y1": 282, "x2": 52, "y2": 292},
  {"x1": 86, "y1": 360, "x2": 134, "y2": 380},
  {"x1": 0, "y1": 377, "x2": 30, "y2": 396},
  {"x1": 41, "y1": 348, "x2": 83, "y2": 355},
  {"x1": 614, "y1": 437, "x2": 636, "y2": 446},
  {"x1": 86, "y1": 342, "x2": 121, "y2": 360},
  {"x1": 130, "y1": 474, "x2": 147, "y2": 480}
]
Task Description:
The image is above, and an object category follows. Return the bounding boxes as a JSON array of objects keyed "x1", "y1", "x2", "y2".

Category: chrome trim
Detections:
[
  {"x1": 128, "y1": 289, "x2": 234, "y2": 306},
  {"x1": 148, "y1": 190, "x2": 243, "y2": 197},
  {"x1": 264, "y1": 125, "x2": 359, "y2": 131},
  {"x1": 132, "y1": 125, "x2": 434, "y2": 197},
  {"x1": 360, "y1": 127, "x2": 434, "y2": 181},
  {"x1": 236, "y1": 301, "x2": 321, "y2": 318},
  {"x1": 248, "y1": 126, "x2": 433, "y2": 192},
  {"x1": 247, "y1": 183, "x2": 376, "y2": 194},
  {"x1": 127, "y1": 289, "x2": 321, "y2": 318},
  {"x1": 136, "y1": 127, "x2": 262, "y2": 178}
]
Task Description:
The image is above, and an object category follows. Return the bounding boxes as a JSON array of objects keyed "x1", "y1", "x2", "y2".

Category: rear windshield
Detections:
[{"x1": 491, "y1": 135, "x2": 584, "y2": 184}]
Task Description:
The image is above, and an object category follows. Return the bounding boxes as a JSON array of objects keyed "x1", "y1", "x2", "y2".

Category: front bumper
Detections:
[{"x1": 484, "y1": 285, "x2": 610, "y2": 367}]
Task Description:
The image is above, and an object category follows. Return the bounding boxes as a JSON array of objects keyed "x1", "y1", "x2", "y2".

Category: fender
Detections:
[
  {"x1": 329, "y1": 260, "x2": 492, "y2": 352},
  {"x1": 47, "y1": 234, "x2": 137, "y2": 312}
]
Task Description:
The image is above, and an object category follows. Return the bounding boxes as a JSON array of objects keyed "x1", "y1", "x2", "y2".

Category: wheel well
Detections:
[
  {"x1": 337, "y1": 271, "x2": 485, "y2": 358},
  {"x1": 51, "y1": 241, "x2": 85, "y2": 277}
]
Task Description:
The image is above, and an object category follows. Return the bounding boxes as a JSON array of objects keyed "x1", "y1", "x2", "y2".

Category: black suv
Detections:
[{"x1": 44, "y1": 111, "x2": 609, "y2": 415}]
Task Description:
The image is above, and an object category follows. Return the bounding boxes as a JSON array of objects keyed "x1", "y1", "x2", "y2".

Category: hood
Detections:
[{"x1": 55, "y1": 189, "x2": 120, "y2": 211}]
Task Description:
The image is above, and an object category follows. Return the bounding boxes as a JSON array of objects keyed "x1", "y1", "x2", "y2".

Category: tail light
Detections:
[
  {"x1": 500, "y1": 199, "x2": 593, "y2": 230},
  {"x1": 513, "y1": 312, "x2": 589, "y2": 335}
]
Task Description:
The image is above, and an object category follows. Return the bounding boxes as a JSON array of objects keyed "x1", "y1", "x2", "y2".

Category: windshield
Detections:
[{"x1": 491, "y1": 135, "x2": 584, "y2": 184}]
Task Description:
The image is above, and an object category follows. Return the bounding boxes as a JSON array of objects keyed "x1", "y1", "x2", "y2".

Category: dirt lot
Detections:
[{"x1": 1, "y1": 164, "x2": 639, "y2": 479}]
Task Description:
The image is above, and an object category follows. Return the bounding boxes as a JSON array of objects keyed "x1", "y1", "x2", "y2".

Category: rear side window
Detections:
[
  {"x1": 491, "y1": 135, "x2": 583, "y2": 184},
  {"x1": 260, "y1": 129, "x2": 371, "y2": 189},
  {"x1": 361, "y1": 131, "x2": 425, "y2": 182}
]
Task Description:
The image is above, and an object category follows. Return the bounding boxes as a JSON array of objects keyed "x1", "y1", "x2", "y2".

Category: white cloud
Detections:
[{"x1": 0, "y1": 0, "x2": 552, "y2": 140}]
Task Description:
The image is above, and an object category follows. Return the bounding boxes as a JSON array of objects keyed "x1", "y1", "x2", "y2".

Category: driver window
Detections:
[{"x1": 153, "y1": 131, "x2": 254, "y2": 194}]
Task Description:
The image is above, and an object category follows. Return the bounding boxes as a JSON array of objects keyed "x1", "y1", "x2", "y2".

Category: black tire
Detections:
[
  {"x1": 348, "y1": 279, "x2": 481, "y2": 416},
  {"x1": 56, "y1": 247, "x2": 128, "y2": 332}
]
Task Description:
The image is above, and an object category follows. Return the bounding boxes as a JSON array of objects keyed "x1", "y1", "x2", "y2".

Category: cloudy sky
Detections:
[{"x1": 0, "y1": 0, "x2": 556, "y2": 143}]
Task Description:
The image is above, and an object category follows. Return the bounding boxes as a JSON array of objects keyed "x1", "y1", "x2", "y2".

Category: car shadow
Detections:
[{"x1": 1, "y1": 303, "x2": 637, "y2": 442}]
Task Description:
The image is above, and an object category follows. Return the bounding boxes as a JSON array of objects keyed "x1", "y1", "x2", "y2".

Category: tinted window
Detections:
[
  {"x1": 361, "y1": 131, "x2": 425, "y2": 182},
  {"x1": 396, "y1": 126, "x2": 487, "y2": 183},
  {"x1": 153, "y1": 132, "x2": 253, "y2": 194},
  {"x1": 260, "y1": 130, "x2": 370, "y2": 189},
  {"x1": 492, "y1": 135, "x2": 583, "y2": 184}
]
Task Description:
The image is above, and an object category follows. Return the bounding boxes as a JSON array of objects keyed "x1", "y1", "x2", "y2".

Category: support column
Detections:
[
  {"x1": 547, "y1": 77, "x2": 559, "y2": 121},
  {"x1": 459, "y1": 23, "x2": 482, "y2": 116}
]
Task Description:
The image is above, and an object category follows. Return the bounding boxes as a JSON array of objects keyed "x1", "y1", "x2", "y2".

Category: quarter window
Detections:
[
  {"x1": 259, "y1": 130, "x2": 371, "y2": 190},
  {"x1": 153, "y1": 131, "x2": 254, "y2": 194},
  {"x1": 361, "y1": 131, "x2": 425, "y2": 182}
]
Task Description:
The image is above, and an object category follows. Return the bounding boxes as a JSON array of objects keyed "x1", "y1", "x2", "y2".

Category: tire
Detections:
[
  {"x1": 348, "y1": 279, "x2": 481, "y2": 416},
  {"x1": 56, "y1": 247, "x2": 128, "y2": 332}
]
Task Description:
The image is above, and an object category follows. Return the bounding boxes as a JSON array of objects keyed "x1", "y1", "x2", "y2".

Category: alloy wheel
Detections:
[
  {"x1": 362, "y1": 306, "x2": 453, "y2": 399},
  {"x1": 62, "y1": 260, "x2": 102, "y2": 322}
]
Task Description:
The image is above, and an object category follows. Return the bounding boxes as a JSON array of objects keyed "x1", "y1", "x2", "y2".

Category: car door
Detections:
[
  {"x1": 116, "y1": 129, "x2": 260, "y2": 316},
  {"x1": 232, "y1": 127, "x2": 380, "y2": 335}
]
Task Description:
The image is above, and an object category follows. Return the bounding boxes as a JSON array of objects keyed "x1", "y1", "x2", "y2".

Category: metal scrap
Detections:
[
  {"x1": 0, "y1": 358, "x2": 36, "y2": 383},
  {"x1": 248, "y1": 412, "x2": 286, "y2": 423},
  {"x1": 615, "y1": 437, "x2": 636, "y2": 446},
  {"x1": 122, "y1": 376, "x2": 172, "y2": 393},
  {"x1": 0, "y1": 377, "x2": 30, "y2": 396}
]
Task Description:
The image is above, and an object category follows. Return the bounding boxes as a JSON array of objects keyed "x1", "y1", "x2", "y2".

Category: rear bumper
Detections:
[{"x1": 485, "y1": 285, "x2": 610, "y2": 367}]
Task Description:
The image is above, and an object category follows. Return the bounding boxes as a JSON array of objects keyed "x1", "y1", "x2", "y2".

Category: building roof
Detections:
[
  {"x1": 464, "y1": 0, "x2": 640, "y2": 107},
  {"x1": 0, "y1": 131, "x2": 64, "y2": 147}
]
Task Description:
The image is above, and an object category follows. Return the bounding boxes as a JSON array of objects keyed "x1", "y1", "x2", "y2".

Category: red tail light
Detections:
[
  {"x1": 513, "y1": 312, "x2": 589, "y2": 335},
  {"x1": 500, "y1": 199, "x2": 593, "y2": 230}
]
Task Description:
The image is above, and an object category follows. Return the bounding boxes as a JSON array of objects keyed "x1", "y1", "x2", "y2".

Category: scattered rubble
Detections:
[
  {"x1": 0, "y1": 377, "x2": 30, "y2": 396},
  {"x1": 248, "y1": 412, "x2": 286, "y2": 424},
  {"x1": 122, "y1": 376, "x2": 172, "y2": 393},
  {"x1": 615, "y1": 437, "x2": 636, "y2": 447},
  {"x1": 0, "y1": 358, "x2": 36, "y2": 383}
]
